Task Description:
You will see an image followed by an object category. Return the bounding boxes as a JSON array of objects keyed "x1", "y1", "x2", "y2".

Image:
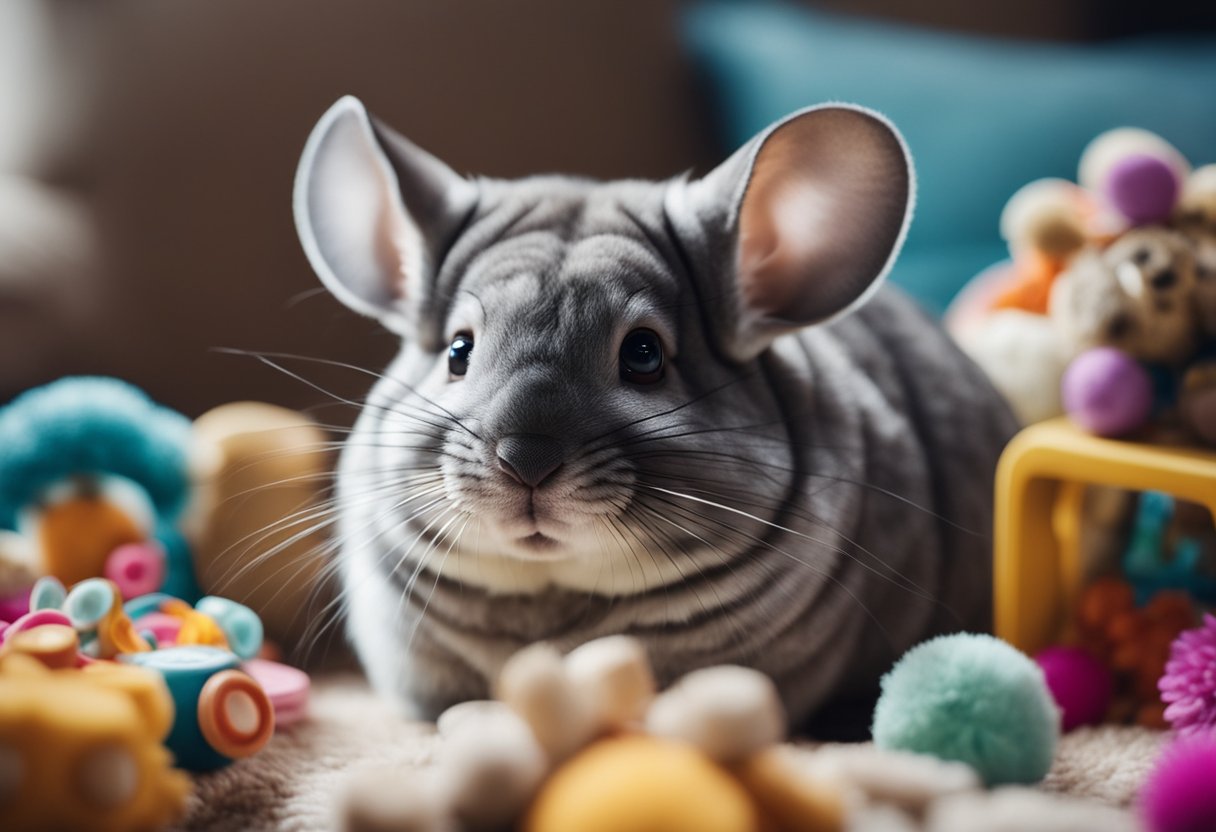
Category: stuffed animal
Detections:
[{"x1": 948, "y1": 129, "x2": 1216, "y2": 444}]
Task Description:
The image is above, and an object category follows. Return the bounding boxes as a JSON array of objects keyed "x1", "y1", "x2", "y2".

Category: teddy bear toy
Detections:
[{"x1": 948, "y1": 129, "x2": 1216, "y2": 444}]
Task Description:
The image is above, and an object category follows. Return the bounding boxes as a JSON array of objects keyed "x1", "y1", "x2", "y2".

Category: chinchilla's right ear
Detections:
[{"x1": 293, "y1": 96, "x2": 477, "y2": 338}]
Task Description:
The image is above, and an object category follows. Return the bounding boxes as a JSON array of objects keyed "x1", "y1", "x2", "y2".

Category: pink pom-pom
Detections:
[
  {"x1": 1062, "y1": 347, "x2": 1153, "y2": 436},
  {"x1": 1106, "y1": 153, "x2": 1181, "y2": 226},
  {"x1": 104, "y1": 541, "x2": 166, "y2": 600},
  {"x1": 1034, "y1": 646, "x2": 1114, "y2": 731},
  {"x1": 1140, "y1": 736, "x2": 1216, "y2": 832},
  {"x1": 1160, "y1": 614, "x2": 1216, "y2": 738}
]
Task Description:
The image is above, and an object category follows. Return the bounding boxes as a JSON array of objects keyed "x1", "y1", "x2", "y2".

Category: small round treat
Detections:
[
  {"x1": 1079, "y1": 128, "x2": 1190, "y2": 198},
  {"x1": 872, "y1": 633, "x2": 1059, "y2": 786},
  {"x1": 645, "y1": 665, "x2": 785, "y2": 764},
  {"x1": 1061, "y1": 348, "x2": 1153, "y2": 437},
  {"x1": 524, "y1": 736, "x2": 760, "y2": 832},
  {"x1": 1139, "y1": 736, "x2": 1216, "y2": 832},
  {"x1": 1106, "y1": 154, "x2": 1182, "y2": 225},
  {"x1": 1033, "y1": 646, "x2": 1113, "y2": 731},
  {"x1": 564, "y1": 636, "x2": 655, "y2": 732},
  {"x1": 496, "y1": 643, "x2": 594, "y2": 762}
]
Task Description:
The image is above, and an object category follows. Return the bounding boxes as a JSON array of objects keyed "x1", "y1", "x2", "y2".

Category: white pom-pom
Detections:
[
  {"x1": 956, "y1": 310, "x2": 1069, "y2": 424},
  {"x1": 341, "y1": 767, "x2": 455, "y2": 832},
  {"x1": 645, "y1": 665, "x2": 785, "y2": 763},
  {"x1": 803, "y1": 746, "x2": 980, "y2": 813},
  {"x1": 495, "y1": 643, "x2": 595, "y2": 762},
  {"x1": 436, "y1": 708, "x2": 548, "y2": 831},
  {"x1": 564, "y1": 636, "x2": 655, "y2": 732}
]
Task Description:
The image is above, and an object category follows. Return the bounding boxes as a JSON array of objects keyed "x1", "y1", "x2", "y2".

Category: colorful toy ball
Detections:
[
  {"x1": 1159, "y1": 614, "x2": 1216, "y2": 739},
  {"x1": 1139, "y1": 735, "x2": 1216, "y2": 832},
  {"x1": 1106, "y1": 154, "x2": 1182, "y2": 226},
  {"x1": 1033, "y1": 646, "x2": 1114, "y2": 731},
  {"x1": 1062, "y1": 347, "x2": 1154, "y2": 437},
  {"x1": 871, "y1": 633, "x2": 1060, "y2": 785}
]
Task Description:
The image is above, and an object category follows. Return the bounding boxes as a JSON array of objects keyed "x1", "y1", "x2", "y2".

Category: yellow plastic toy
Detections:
[
  {"x1": 0, "y1": 652, "x2": 190, "y2": 832},
  {"x1": 994, "y1": 417, "x2": 1216, "y2": 654}
]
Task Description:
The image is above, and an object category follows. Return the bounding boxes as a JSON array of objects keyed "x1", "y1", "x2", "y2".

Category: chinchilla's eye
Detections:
[
  {"x1": 448, "y1": 333, "x2": 474, "y2": 377},
  {"x1": 619, "y1": 328, "x2": 664, "y2": 383}
]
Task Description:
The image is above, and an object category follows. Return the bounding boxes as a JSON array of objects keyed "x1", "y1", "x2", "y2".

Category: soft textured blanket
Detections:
[{"x1": 177, "y1": 674, "x2": 1164, "y2": 831}]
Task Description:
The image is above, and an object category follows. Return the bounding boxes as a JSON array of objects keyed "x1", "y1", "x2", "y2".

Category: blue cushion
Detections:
[{"x1": 682, "y1": 1, "x2": 1216, "y2": 312}]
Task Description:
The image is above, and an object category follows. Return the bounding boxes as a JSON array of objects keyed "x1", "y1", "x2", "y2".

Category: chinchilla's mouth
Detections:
[{"x1": 517, "y1": 532, "x2": 559, "y2": 550}]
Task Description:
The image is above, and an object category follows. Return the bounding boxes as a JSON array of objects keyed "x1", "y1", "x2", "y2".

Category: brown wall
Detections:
[{"x1": 84, "y1": 0, "x2": 715, "y2": 419}]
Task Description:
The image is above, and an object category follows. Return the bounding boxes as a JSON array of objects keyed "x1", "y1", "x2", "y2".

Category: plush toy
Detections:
[
  {"x1": 871, "y1": 633, "x2": 1060, "y2": 786},
  {"x1": 1138, "y1": 735, "x2": 1216, "y2": 832},
  {"x1": 0, "y1": 377, "x2": 200, "y2": 603},
  {"x1": 948, "y1": 128, "x2": 1216, "y2": 444}
]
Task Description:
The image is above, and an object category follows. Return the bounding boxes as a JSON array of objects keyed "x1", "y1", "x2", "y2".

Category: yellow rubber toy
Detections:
[
  {"x1": 0, "y1": 653, "x2": 189, "y2": 832},
  {"x1": 994, "y1": 418, "x2": 1216, "y2": 654},
  {"x1": 525, "y1": 735, "x2": 761, "y2": 832}
]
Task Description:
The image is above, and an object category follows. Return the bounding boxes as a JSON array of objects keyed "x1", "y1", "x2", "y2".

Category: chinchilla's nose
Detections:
[{"x1": 496, "y1": 433, "x2": 564, "y2": 488}]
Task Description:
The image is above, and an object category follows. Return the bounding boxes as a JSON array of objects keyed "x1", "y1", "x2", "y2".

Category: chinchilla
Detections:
[{"x1": 292, "y1": 95, "x2": 1018, "y2": 728}]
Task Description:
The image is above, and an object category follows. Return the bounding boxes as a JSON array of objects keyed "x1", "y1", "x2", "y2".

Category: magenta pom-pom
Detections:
[
  {"x1": 1160, "y1": 614, "x2": 1216, "y2": 739},
  {"x1": 1140, "y1": 736, "x2": 1216, "y2": 832},
  {"x1": 1062, "y1": 347, "x2": 1153, "y2": 436},
  {"x1": 1034, "y1": 646, "x2": 1113, "y2": 731},
  {"x1": 1106, "y1": 153, "x2": 1181, "y2": 225}
]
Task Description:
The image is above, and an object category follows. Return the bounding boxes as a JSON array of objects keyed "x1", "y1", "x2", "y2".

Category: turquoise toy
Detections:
[
  {"x1": 1123, "y1": 491, "x2": 1216, "y2": 606},
  {"x1": 872, "y1": 633, "x2": 1060, "y2": 785},
  {"x1": 196, "y1": 595, "x2": 264, "y2": 660},
  {"x1": 0, "y1": 377, "x2": 201, "y2": 602},
  {"x1": 121, "y1": 645, "x2": 274, "y2": 771}
]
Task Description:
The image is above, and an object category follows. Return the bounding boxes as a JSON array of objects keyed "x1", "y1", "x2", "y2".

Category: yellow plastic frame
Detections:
[{"x1": 994, "y1": 417, "x2": 1216, "y2": 654}]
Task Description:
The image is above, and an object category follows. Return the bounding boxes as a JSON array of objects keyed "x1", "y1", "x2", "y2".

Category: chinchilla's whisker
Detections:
[
  {"x1": 214, "y1": 348, "x2": 482, "y2": 440},
  {"x1": 579, "y1": 373, "x2": 757, "y2": 454},
  {"x1": 640, "y1": 471, "x2": 944, "y2": 605},
  {"x1": 635, "y1": 492, "x2": 897, "y2": 653},
  {"x1": 629, "y1": 502, "x2": 752, "y2": 653},
  {"x1": 215, "y1": 479, "x2": 446, "y2": 594},
  {"x1": 636, "y1": 480, "x2": 943, "y2": 607},
  {"x1": 298, "y1": 494, "x2": 451, "y2": 664},
  {"x1": 405, "y1": 511, "x2": 473, "y2": 655}
]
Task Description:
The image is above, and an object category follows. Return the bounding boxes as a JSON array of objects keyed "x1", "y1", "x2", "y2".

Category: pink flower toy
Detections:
[{"x1": 1159, "y1": 613, "x2": 1216, "y2": 738}]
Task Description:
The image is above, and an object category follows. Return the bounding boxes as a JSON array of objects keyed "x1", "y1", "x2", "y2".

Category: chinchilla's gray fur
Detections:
[{"x1": 293, "y1": 96, "x2": 1018, "y2": 727}]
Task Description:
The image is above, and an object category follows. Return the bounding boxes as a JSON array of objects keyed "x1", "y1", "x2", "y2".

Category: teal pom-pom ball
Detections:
[{"x1": 872, "y1": 633, "x2": 1060, "y2": 785}]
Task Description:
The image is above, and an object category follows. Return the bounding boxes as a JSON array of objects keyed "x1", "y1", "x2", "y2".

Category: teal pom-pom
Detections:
[
  {"x1": 0, "y1": 377, "x2": 193, "y2": 529},
  {"x1": 872, "y1": 633, "x2": 1060, "y2": 785}
]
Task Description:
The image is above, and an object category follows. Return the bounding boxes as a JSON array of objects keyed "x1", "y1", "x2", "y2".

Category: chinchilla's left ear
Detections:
[
  {"x1": 293, "y1": 96, "x2": 477, "y2": 339},
  {"x1": 667, "y1": 105, "x2": 914, "y2": 362}
]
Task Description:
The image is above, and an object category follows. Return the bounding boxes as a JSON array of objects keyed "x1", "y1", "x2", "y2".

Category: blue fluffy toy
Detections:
[
  {"x1": 0, "y1": 377, "x2": 199, "y2": 600},
  {"x1": 871, "y1": 632, "x2": 1061, "y2": 786}
]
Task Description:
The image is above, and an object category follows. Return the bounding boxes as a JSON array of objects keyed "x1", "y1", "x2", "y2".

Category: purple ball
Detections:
[
  {"x1": 1034, "y1": 646, "x2": 1113, "y2": 731},
  {"x1": 1062, "y1": 347, "x2": 1153, "y2": 436},
  {"x1": 1106, "y1": 153, "x2": 1181, "y2": 225},
  {"x1": 1140, "y1": 737, "x2": 1216, "y2": 832}
]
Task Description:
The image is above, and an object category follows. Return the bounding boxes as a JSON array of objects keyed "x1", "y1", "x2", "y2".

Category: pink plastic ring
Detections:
[{"x1": 105, "y1": 542, "x2": 166, "y2": 600}]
